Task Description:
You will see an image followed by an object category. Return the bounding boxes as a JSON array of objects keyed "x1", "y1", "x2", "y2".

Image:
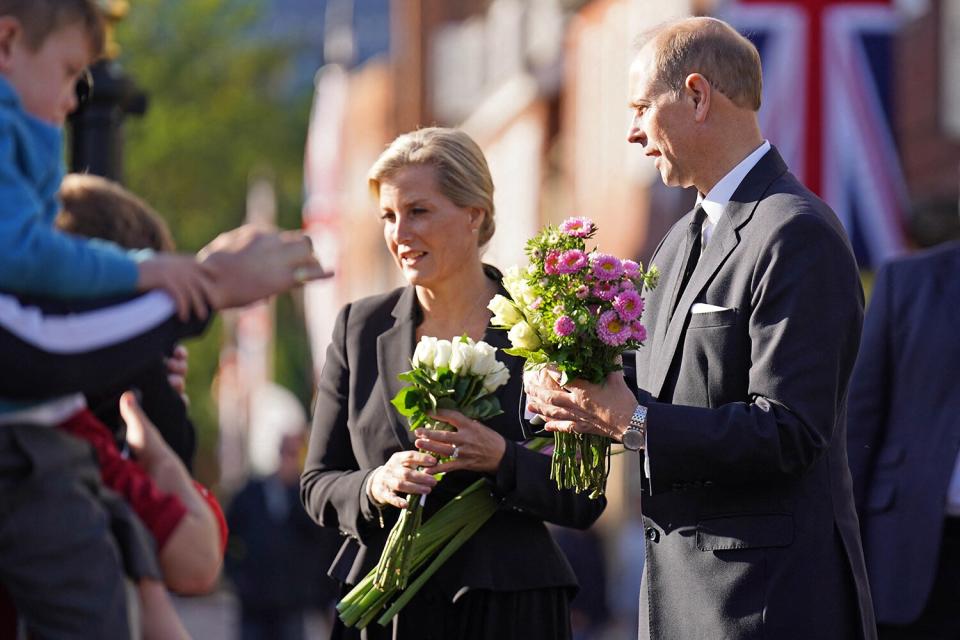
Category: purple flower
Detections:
[
  {"x1": 575, "y1": 284, "x2": 590, "y2": 299},
  {"x1": 622, "y1": 260, "x2": 641, "y2": 278},
  {"x1": 597, "y1": 310, "x2": 631, "y2": 346},
  {"x1": 544, "y1": 250, "x2": 561, "y2": 275},
  {"x1": 553, "y1": 315, "x2": 575, "y2": 337},
  {"x1": 559, "y1": 216, "x2": 595, "y2": 238},
  {"x1": 557, "y1": 249, "x2": 588, "y2": 274},
  {"x1": 631, "y1": 322, "x2": 648, "y2": 343},
  {"x1": 592, "y1": 281, "x2": 617, "y2": 301},
  {"x1": 590, "y1": 253, "x2": 623, "y2": 281},
  {"x1": 613, "y1": 290, "x2": 644, "y2": 322}
]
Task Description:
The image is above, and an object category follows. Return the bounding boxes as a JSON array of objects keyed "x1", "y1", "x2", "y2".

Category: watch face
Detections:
[{"x1": 622, "y1": 427, "x2": 644, "y2": 451}]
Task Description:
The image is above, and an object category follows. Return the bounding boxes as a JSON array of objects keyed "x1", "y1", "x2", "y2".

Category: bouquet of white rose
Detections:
[
  {"x1": 371, "y1": 336, "x2": 509, "y2": 593},
  {"x1": 489, "y1": 216, "x2": 658, "y2": 498}
]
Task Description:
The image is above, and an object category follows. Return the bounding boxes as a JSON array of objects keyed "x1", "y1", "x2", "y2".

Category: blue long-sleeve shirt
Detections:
[{"x1": 0, "y1": 76, "x2": 139, "y2": 298}]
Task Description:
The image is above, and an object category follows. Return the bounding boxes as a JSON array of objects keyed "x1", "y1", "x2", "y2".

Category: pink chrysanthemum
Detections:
[
  {"x1": 559, "y1": 216, "x2": 595, "y2": 238},
  {"x1": 597, "y1": 310, "x2": 631, "y2": 346},
  {"x1": 613, "y1": 290, "x2": 644, "y2": 322},
  {"x1": 622, "y1": 260, "x2": 641, "y2": 278},
  {"x1": 631, "y1": 322, "x2": 648, "y2": 343},
  {"x1": 557, "y1": 249, "x2": 588, "y2": 274},
  {"x1": 553, "y1": 315, "x2": 575, "y2": 337},
  {"x1": 592, "y1": 281, "x2": 617, "y2": 301},
  {"x1": 590, "y1": 253, "x2": 623, "y2": 281},
  {"x1": 575, "y1": 284, "x2": 590, "y2": 300},
  {"x1": 544, "y1": 250, "x2": 562, "y2": 275}
]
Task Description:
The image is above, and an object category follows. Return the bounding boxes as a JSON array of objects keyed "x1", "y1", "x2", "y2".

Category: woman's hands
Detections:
[
  {"x1": 369, "y1": 410, "x2": 507, "y2": 509},
  {"x1": 367, "y1": 451, "x2": 439, "y2": 509},
  {"x1": 415, "y1": 409, "x2": 506, "y2": 475}
]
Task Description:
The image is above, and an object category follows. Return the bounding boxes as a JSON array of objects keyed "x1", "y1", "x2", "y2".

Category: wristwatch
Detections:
[{"x1": 622, "y1": 404, "x2": 647, "y2": 451}]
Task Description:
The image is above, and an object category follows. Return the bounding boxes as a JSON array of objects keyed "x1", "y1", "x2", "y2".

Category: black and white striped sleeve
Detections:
[{"x1": 0, "y1": 291, "x2": 210, "y2": 398}]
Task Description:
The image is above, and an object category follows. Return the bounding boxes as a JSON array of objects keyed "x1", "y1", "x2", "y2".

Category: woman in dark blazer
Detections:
[{"x1": 301, "y1": 127, "x2": 605, "y2": 640}]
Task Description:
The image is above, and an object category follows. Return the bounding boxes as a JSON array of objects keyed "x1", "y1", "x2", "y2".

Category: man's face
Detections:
[
  {"x1": 627, "y1": 48, "x2": 695, "y2": 188},
  {"x1": 2, "y1": 22, "x2": 92, "y2": 126}
]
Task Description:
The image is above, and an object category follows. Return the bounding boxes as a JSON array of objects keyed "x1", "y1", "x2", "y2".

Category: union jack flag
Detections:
[{"x1": 722, "y1": 0, "x2": 908, "y2": 267}]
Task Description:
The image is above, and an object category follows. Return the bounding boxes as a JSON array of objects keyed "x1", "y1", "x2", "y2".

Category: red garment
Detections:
[
  {"x1": 193, "y1": 480, "x2": 229, "y2": 555},
  {"x1": 59, "y1": 409, "x2": 187, "y2": 551}
]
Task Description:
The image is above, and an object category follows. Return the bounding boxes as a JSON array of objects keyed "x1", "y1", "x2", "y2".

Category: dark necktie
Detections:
[{"x1": 670, "y1": 205, "x2": 707, "y2": 318}]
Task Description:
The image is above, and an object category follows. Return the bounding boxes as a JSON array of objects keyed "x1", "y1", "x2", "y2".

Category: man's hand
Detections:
[
  {"x1": 198, "y1": 225, "x2": 331, "y2": 310},
  {"x1": 523, "y1": 367, "x2": 638, "y2": 441}
]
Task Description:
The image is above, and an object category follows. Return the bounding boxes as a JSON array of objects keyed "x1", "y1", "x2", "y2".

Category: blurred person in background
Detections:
[
  {"x1": 227, "y1": 429, "x2": 339, "y2": 640},
  {"x1": 301, "y1": 127, "x2": 605, "y2": 640},
  {"x1": 847, "y1": 236, "x2": 960, "y2": 640}
]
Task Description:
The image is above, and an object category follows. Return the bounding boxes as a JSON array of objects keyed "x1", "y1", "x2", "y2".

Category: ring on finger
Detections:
[
  {"x1": 293, "y1": 266, "x2": 310, "y2": 284},
  {"x1": 450, "y1": 445, "x2": 460, "y2": 460}
]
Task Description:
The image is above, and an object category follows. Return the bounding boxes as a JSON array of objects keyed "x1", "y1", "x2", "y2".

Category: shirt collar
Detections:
[{"x1": 695, "y1": 140, "x2": 771, "y2": 226}]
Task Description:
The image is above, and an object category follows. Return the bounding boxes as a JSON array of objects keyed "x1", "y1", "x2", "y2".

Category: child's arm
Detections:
[{"x1": 0, "y1": 290, "x2": 210, "y2": 399}]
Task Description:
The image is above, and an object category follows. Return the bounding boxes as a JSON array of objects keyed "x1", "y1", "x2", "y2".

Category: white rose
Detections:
[
  {"x1": 482, "y1": 366, "x2": 511, "y2": 393},
  {"x1": 432, "y1": 340, "x2": 453, "y2": 370},
  {"x1": 488, "y1": 294, "x2": 523, "y2": 327},
  {"x1": 469, "y1": 341, "x2": 500, "y2": 376},
  {"x1": 412, "y1": 336, "x2": 438, "y2": 368},
  {"x1": 508, "y1": 321, "x2": 542, "y2": 351},
  {"x1": 449, "y1": 340, "x2": 475, "y2": 374}
]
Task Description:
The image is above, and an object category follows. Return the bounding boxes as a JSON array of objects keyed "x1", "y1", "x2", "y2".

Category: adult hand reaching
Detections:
[{"x1": 198, "y1": 224, "x2": 332, "y2": 310}]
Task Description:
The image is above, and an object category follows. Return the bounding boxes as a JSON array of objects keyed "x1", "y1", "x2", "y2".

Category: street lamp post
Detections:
[{"x1": 67, "y1": 0, "x2": 147, "y2": 182}]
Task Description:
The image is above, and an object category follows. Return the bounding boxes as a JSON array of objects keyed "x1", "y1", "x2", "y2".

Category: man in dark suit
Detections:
[
  {"x1": 525, "y1": 16, "x2": 876, "y2": 639},
  {"x1": 847, "y1": 240, "x2": 960, "y2": 639}
]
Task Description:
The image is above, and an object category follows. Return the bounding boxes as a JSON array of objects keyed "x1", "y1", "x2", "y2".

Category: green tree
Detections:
[{"x1": 117, "y1": 0, "x2": 316, "y2": 482}]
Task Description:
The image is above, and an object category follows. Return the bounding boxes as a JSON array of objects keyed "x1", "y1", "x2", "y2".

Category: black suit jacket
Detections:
[
  {"x1": 847, "y1": 241, "x2": 960, "y2": 624},
  {"x1": 632, "y1": 148, "x2": 876, "y2": 639},
  {"x1": 301, "y1": 274, "x2": 605, "y2": 599}
]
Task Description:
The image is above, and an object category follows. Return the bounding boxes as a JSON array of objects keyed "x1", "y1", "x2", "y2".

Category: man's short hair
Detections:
[
  {"x1": 57, "y1": 173, "x2": 176, "y2": 252},
  {"x1": 639, "y1": 17, "x2": 762, "y2": 111},
  {"x1": 0, "y1": 0, "x2": 105, "y2": 57}
]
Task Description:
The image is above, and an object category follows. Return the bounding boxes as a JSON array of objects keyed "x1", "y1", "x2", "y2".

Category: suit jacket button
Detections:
[{"x1": 645, "y1": 527, "x2": 660, "y2": 542}]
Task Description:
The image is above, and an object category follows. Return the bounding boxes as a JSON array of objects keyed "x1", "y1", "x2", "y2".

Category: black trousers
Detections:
[{"x1": 878, "y1": 518, "x2": 960, "y2": 640}]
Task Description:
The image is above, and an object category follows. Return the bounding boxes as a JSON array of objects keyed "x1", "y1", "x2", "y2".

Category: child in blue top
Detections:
[
  {"x1": 0, "y1": 2, "x2": 212, "y2": 637},
  {"x1": 0, "y1": 0, "x2": 212, "y2": 318}
]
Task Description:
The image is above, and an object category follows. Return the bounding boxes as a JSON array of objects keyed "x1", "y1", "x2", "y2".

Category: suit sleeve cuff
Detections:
[{"x1": 492, "y1": 439, "x2": 519, "y2": 497}]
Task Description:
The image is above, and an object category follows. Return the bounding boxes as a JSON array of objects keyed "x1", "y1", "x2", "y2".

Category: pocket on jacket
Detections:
[
  {"x1": 866, "y1": 479, "x2": 896, "y2": 513},
  {"x1": 696, "y1": 513, "x2": 794, "y2": 551},
  {"x1": 687, "y1": 307, "x2": 738, "y2": 329}
]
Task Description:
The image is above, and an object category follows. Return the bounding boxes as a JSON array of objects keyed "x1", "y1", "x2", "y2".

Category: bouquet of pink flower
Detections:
[{"x1": 488, "y1": 216, "x2": 658, "y2": 498}]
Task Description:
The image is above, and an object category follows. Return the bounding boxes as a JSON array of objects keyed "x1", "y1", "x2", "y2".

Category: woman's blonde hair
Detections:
[{"x1": 368, "y1": 127, "x2": 496, "y2": 246}]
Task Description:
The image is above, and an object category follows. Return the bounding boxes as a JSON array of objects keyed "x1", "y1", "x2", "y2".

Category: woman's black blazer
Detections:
[{"x1": 301, "y1": 276, "x2": 606, "y2": 599}]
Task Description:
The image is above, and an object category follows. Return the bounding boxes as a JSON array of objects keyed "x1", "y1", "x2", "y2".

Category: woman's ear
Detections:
[{"x1": 469, "y1": 207, "x2": 485, "y2": 232}]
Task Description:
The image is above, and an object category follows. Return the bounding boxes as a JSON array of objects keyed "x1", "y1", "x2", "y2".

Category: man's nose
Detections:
[{"x1": 627, "y1": 116, "x2": 645, "y2": 145}]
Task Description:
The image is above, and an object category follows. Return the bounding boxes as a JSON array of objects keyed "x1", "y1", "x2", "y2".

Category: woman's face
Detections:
[{"x1": 378, "y1": 164, "x2": 483, "y2": 289}]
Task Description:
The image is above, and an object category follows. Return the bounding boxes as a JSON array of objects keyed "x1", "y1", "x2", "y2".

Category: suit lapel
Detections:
[
  {"x1": 649, "y1": 147, "x2": 789, "y2": 399},
  {"x1": 376, "y1": 287, "x2": 419, "y2": 449},
  {"x1": 649, "y1": 215, "x2": 696, "y2": 379}
]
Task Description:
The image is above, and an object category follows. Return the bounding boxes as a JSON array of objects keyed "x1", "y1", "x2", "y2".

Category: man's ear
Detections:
[
  {"x1": 0, "y1": 17, "x2": 22, "y2": 73},
  {"x1": 685, "y1": 73, "x2": 711, "y2": 123}
]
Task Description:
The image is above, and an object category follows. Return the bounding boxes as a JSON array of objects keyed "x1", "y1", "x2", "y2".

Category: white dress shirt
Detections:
[{"x1": 695, "y1": 140, "x2": 771, "y2": 247}]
